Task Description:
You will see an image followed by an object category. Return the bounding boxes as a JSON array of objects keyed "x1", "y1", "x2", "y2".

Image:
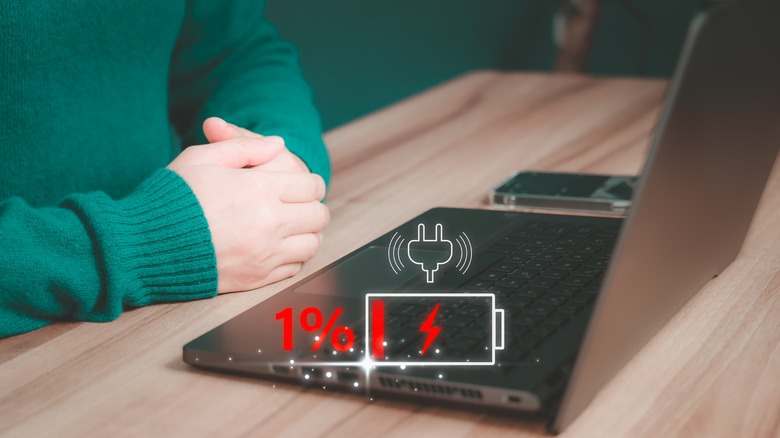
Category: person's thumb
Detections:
[
  {"x1": 193, "y1": 137, "x2": 284, "y2": 168},
  {"x1": 203, "y1": 117, "x2": 242, "y2": 143},
  {"x1": 203, "y1": 117, "x2": 286, "y2": 146}
]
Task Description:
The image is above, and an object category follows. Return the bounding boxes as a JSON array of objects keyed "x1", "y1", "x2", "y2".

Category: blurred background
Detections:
[{"x1": 266, "y1": 0, "x2": 699, "y2": 130}]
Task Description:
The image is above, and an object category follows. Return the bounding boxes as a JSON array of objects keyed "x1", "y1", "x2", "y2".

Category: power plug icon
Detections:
[{"x1": 407, "y1": 223, "x2": 453, "y2": 283}]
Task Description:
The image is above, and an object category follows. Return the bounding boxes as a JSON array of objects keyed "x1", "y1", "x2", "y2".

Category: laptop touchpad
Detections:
[{"x1": 294, "y1": 246, "x2": 425, "y2": 298}]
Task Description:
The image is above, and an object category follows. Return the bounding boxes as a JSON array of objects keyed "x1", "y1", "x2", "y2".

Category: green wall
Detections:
[
  {"x1": 587, "y1": 0, "x2": 698, "y2": 77},
  {"x1": 265, "y1": 0, "x2": 557, "y2": 129},
  {"x1": 266, "y1": 1, "x2": 698, "y2": 130}
]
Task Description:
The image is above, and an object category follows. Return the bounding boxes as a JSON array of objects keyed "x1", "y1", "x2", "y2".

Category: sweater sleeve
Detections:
[
  {"x1": 0, "y1": 169, "x2": 218, "y2": 337},
  {"x1": 168, "y1": 0, "x2": 331, "y2": 185}
]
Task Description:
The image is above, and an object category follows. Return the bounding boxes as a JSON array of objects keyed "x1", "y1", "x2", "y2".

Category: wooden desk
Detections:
[{"x1": 2, "y1": 72, "x2": 779, "y2": 437}]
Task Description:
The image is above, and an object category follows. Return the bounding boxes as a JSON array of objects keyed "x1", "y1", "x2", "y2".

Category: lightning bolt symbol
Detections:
[{"x1": 419, "y1": 303, "x2": 441, "y2": 355}]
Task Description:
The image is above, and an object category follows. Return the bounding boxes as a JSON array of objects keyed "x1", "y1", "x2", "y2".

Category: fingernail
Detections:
[{"x1": 264, "y1": 136, "x2": 285, "y2": 145}]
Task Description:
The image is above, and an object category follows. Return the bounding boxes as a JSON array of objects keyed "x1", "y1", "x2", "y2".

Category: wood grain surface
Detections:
[{"x1": 2, "y1": 72, "x2": 779, "y2": 438}]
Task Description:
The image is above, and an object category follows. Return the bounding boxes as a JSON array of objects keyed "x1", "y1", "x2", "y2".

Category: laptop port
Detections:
[
  {"x1": 337, "y1": 371, "x2": 358, "y2": 382},
  {"x1": 272, "y1": 365, "x2": 292, "y2": 374},
  {"x1": 302, "y1": 368, "x2": 323, "y2": 379},
  {"x1": 505, "y1": 395, "x2": 522, "y2": 404}
]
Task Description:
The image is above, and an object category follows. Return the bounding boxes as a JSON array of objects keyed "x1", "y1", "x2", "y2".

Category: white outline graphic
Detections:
[
  {"x1": 387, "y1": 232, "x2": 400, "y2": 274},
  {"x1": 397, "y1": 238, "x2": 405, "y2": 268},
  {"x1": 407, "y1": 224, "x2": 452, "y2": 283},
  {"x1": 364, "y1": 292, "x2": 506, "y2": 366},
  {"x1": 386, "y1": 223, "x2": 473, "y2": 282},
  {"x1": 455, "y1": 232, "x2": 473, "y2": 274},
  {"x1": 456, "y1": 238, "x2": 465, "y2": 269}
]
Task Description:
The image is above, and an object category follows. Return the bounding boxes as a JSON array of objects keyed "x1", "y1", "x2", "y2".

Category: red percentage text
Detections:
[{"x1": 275, "y1": 307, "x2": 355, "y2": 352}]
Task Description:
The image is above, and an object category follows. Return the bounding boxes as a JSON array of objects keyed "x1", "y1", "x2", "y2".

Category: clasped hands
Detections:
[{"x1": 168, "y1": 117, "x2": 329, "y2": 293}]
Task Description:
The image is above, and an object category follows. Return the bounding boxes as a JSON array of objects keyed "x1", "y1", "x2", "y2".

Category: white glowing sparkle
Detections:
[{"x1": 326, "y1": 371, "x2": 332, "y2": 378}]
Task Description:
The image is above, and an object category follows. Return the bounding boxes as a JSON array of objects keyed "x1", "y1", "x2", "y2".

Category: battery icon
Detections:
[{"x1": 365, "y1": 292, "x2": 505, "y2": 366}]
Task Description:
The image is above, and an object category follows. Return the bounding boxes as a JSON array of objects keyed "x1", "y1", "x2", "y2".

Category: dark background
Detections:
[{"x1": 266, "y1": 0, "x2": 699, "y2": 130}]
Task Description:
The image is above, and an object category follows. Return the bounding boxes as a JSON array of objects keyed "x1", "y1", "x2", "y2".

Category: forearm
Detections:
[{"x1": 0, "y1": 169, "x2": 217, "y2": 337}]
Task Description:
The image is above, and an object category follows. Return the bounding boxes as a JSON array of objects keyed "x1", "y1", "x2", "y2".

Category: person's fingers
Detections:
[
  {"x1": 223, "y1": 122, "x2": 260, "y2": 139},
  {"x1": 203, "y1": 117, "x2": 286, "y2": 146},
  {"x1": 186, "y1": 137, "x2": 284, "y2": 168},
  {"x1": 224, "y1": 121, "x2": 286, "y2": 146},
  {"x1": 279, "y1": 202, "x2": 330, "y2": 236},
  {"x1": 276, "y1": 233, "x2": 323, "y2": 264},
  {"x1": 202, "y1": 117, "x2": 234, "y2": 143},
  {"x1": 262, "y1": 262, "x2": 304, "y2": 286},
  {"x1": 270, "y1": 171, "x2": 327, "y2": 203},
  {"x1": 254, "y1": 151, "x2": 311, "y2": 174}
]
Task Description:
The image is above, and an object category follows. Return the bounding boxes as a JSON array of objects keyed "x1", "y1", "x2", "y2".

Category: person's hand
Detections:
[
  {"x1": 202, "y1": 117, "x2": 310, "y2": 174},
  {"x1": 167, "y1": 135, "x2": 330, "y2": 293}
]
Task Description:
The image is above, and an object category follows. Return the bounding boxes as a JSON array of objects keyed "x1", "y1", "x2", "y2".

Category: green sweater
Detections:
[{"x1": 0, "y1": 1, "x2": 330, "y2": 337}]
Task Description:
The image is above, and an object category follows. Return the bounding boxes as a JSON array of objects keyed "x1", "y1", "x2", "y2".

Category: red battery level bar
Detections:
[{"x1": 365, "y1": 293, "x2": 505, "y2": 366}]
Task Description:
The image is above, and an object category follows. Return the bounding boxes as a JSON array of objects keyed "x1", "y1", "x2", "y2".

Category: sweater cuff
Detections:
[{"x1": 76, "y1": 169, "x2": 218, "y2": 307}]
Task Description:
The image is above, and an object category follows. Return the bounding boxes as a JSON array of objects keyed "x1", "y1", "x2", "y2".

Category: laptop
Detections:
[{"x1": 184, "y1": 1, "x2": 780, "y2": 433}]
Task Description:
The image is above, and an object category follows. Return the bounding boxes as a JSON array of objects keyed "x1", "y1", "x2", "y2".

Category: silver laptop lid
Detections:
[{"x1": 555, "y1": 0, "x2": 780, "y2": 431}]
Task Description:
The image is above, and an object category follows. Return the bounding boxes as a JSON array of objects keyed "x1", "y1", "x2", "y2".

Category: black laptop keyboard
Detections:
[
  {"x1": 323, "y1": 220, "x2": 619, "y2": 374},
  {"x1": 379, "y1": 221, "x2": 619, "y2": 370},
  {"x1": 464, "y1": 221, "x2": 618, "y2": 369}
]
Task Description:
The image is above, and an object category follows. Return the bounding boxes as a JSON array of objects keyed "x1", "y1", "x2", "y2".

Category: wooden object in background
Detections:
[{"x1": 555, "y1": 0, "x2": 605, "y2": 72}]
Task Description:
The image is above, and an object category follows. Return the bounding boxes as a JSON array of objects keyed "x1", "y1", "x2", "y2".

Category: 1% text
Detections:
[{"x1": 275, "y1": 307, "x2": 356, "y2": 352}]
